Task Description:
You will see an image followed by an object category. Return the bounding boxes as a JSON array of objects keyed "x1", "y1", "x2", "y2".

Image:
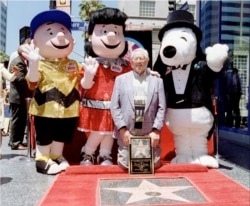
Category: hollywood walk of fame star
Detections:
[
  {"x1": 132, "y1": 139, "x2": 151, "y2": 158},
  {"x1": 104, "y1": 179, "x2": 193, "y2": 204}
]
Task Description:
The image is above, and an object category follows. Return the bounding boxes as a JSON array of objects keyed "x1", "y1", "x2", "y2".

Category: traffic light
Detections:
[{"x1": 168, "y1": 0, "x2": 176, "y2": 12}]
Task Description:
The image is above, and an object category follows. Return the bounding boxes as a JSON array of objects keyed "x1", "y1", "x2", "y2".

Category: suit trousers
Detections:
[{"x1": 9, "y1": 103, "x2": 27, "y2": 147}]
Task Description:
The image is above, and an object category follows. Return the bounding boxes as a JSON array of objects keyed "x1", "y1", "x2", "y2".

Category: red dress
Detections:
[{"x1": 78, "y1": 62, "x2": 132, "y2": 132}]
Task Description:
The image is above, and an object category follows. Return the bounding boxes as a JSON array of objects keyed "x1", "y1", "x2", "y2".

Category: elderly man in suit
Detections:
[{"x1": 110, "y1": 48, "x2": 166, "y2": 169}]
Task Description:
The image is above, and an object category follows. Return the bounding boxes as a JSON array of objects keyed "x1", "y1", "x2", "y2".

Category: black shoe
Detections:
[
  {"x1": 21, "y1": 142, "x2": 28, "y2": 147},
  {"x1": 11, "y1": 143, "x2": 27, "y2": 150}
]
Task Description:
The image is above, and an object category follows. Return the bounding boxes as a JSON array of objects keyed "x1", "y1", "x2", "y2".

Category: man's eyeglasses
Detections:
[{"x1": 132, "y1": 57, "x2": 146, "y2": 61}]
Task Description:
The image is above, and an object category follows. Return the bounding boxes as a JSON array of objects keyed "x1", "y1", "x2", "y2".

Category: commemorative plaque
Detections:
[{"x1": 129, "y1": 136, "x2": 154, "y2": 175}]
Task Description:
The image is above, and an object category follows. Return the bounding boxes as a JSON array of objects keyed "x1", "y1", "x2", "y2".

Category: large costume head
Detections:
[
  {"x1": 85, "y1": 7, "x2": 128, "y2": 59},
  {"x1": 154, "y1": 10, "x2": 205, "y2": 76},
  {"x1": 30, "y1": 9, "x2": 75, "y2": 59}
]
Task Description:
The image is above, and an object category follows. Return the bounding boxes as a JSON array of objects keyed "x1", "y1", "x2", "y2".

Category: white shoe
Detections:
[
  {"x1": 97, "y1": 155, "x2": 113, "y2": 166},
  {"x1": 54, "y1": 156, "x2": 70, "y2": 171},
  {"x1": 80, "y1": 153, "x2": 95, "y2": 166},
  {"x1": 36, "y1": 159, "x2": 61, "y2": 175}
]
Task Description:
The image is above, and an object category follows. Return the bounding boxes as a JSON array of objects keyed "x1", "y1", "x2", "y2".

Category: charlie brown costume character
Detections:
[
  {"x1": 22, "y1": 10, "x2": 82, "y2": 175},
  {"x1": 78, "y1": 8, "x2": 132, "y2": 165}
]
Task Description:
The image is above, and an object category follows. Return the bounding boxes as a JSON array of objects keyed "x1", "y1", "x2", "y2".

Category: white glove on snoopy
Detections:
[
  {"x1": 21, "y1": 43, "x2": 41, "y2": 82},
  {"x1": 81, "y1": 56, "x2": 99, "y2": 89},
  {"x1": 205, "y1": 43, "x2": 229, "y2": 72}
]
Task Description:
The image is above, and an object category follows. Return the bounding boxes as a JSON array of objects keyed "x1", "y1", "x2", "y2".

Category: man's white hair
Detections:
[{"x1": 131, "y1": 48, "x2": 149, "y2": 60}]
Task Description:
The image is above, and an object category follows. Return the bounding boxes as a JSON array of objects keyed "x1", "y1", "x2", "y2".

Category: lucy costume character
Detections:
[
  {"x1": 22, "y1": 10, "x2": 82, "y2": 175},
  {"x1": 78, "y1": 8, "x2": 132, "y2": 165}
]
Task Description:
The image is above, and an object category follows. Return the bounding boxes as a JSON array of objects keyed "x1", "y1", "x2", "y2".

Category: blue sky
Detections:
[{"x1": 6, "y1": 0, "x2": 118, "y2": 62}]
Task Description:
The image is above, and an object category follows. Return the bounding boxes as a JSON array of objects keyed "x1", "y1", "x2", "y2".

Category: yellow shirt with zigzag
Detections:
[{"x1": 27, "y1": 58, "x2": 82, "y2": 118}]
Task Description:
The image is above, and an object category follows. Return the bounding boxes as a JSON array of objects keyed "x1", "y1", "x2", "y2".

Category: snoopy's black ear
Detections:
[{"x1": 153, "y1": 55, "x2": 166, "y2": 77}]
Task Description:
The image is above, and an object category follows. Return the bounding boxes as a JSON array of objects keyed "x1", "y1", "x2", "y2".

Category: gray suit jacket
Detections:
[
  {"x1": 110, "y1": 70, "x2": 166, "y2": 138},
  {"x1": 9, "y1": 55, "x2": 33, "y2": 104}
]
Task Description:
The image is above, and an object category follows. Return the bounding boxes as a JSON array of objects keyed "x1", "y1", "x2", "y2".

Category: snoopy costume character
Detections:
[
  {"x1": 154, "y1": 10, "x2": 228, "y2": 168},
  {"x1": 78, "y1": 8, "x2": 131, "y2": 165},
  {"x1": 22, "y1": 10, "x2": 82, "y2": 175}
]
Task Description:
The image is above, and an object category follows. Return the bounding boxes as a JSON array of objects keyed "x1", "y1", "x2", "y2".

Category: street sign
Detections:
[
  {"x1": 179, "y1": 1, "x2": 189, "y2": 11},
  {"x1": 71, "y1": 21, "x2": 89, "y2": 31}
]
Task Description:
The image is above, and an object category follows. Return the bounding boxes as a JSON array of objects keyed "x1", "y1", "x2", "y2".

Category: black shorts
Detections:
[{"x1": 34, "y1": 116, "x2": 78, "y2": 146}]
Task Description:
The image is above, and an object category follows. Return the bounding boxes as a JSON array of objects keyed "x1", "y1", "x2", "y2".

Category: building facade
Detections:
[
  {"x1": 118, "y1": 0, "x2": 168, "y2": 63},
  {"x1": 0, "y1": 0, "x2": 7, "y2": 52},
  {"x1": 197, "y1": 0, "x2": 250, "y2": 144}
]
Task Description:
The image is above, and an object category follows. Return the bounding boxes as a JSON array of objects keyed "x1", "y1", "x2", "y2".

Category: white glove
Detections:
[
  {"x1": 80, "y1": 56, "x2": 99, "y2": 89},
  {"x1": 205, "y1": 44, "x2": 229, "y2": 72},
  {"x1": 147, "y1": 67, "x2": 160, "y2": 78},
  {"x1": 21, "y1": 43, "x2": 41, "y2": 82}
]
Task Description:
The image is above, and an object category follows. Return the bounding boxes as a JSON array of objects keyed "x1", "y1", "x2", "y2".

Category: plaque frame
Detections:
[{"x1": 129, "y1": 136, "x2": 154, "y2": 175}]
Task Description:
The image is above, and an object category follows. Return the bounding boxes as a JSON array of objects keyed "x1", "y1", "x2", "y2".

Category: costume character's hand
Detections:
[
  {"x1": 21, "y1": 43, "x2": 41, "y2": 62},
  {"x1": 21, "y1": 43, "x2": 41, "y2": 82},
  {"x1": 147, "y1": 68, "x2": 161, "y2": 78},
  {"x1": 80, "y1": 56, "x2": 99, "y2": 89},
  {"x1": 205, "y1": 44, "x2": 229, "y2": 72}
]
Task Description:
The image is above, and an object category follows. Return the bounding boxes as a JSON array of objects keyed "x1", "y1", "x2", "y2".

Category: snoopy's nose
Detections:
[{"x1": 163, "y1": 46, "x2": 176, "y2": 58}]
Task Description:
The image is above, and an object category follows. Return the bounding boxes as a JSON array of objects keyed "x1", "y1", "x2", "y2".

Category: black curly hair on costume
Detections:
[{"x1": 84, "y1": 7, "x2": 128, "y2": 58}]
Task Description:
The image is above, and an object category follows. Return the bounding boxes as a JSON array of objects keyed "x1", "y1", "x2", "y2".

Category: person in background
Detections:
[
  {"x1": 0, "y1": 62, "x2": 18, "y2": 158},
  {"x1": 8, "y1": 38, "x2": 33, "y2": 150},
  {"x1": 110, "y1": 48, "x2": 166, "y2": 169},
  {"x1": 2, "y1": 61, "x2": 11, "y2": 136},
  {"x1": 224, "y1": 62, "x2": 242, "y2": 128}
]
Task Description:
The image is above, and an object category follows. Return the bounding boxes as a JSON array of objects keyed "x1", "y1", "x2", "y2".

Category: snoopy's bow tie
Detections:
[{"x1": 172, "y1": 65, "x2": 187, "y2": 70}]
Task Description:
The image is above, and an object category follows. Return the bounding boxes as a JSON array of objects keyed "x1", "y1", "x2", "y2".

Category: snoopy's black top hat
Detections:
[{"x1": 158, "y1": 10, "x2": 202, "y2": 42}]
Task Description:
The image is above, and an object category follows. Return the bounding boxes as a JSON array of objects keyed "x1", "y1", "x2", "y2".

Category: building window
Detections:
[{"x1": 139, "y1": 1, "x2": 155, "y2": 17}]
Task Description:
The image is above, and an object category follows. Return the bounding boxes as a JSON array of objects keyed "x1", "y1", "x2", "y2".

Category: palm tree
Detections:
[
  {"x1": 0, "y1": 51, "x2": 9, "y2": 63},
  {"x1": 78, "y1": 0, "x2": 106, "y2": 42}
]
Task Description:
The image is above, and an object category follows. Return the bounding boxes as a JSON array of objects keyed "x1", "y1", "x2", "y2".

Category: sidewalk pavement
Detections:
[{"x1": 0, "y1": 134, "x2": 249, "y2": 206}]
